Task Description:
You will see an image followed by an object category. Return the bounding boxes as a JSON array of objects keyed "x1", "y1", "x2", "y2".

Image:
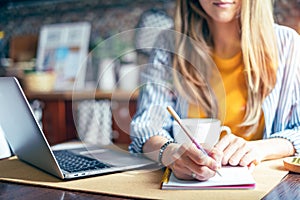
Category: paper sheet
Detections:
[
  {"x1": 0, "y1": 126, "x2": 12, "y2": 159},
  {"x1": 162, "y1": 166, "x2": 255, "y2": 190}
]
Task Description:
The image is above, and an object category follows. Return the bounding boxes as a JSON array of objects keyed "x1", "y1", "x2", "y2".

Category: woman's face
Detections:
[{"x1": 198, "y1": 0, "x2": 241, "y2": 24}]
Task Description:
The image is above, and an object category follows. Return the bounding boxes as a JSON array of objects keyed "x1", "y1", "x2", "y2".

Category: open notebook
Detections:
[{"x1": 161, "y1": 166, "x2": 256, "y2": 190}]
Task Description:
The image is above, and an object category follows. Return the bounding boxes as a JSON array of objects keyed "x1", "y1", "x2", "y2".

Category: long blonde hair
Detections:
[{"x1": 173, "y1": 0, "x2": 278, "y2": 134}]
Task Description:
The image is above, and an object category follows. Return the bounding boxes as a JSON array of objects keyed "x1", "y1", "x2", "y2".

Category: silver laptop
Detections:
[{"x1": 0, "y1": 77, "x2": 154, "y2": 179}]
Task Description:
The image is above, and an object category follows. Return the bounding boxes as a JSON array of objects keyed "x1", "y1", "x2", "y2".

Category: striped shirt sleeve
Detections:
[
  {"x1": 128, "y1": 47, "x2": 177, "y2": 154},
  {"x1": 264, "y1": 25, "x2": 300, "y2": 155}
]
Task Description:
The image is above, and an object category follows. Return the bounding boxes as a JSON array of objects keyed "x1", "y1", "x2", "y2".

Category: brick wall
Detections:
[
  {"x1": 274, "y1": 0, "x2": 300, "y2": 33},
  {"x1": 0, "y1": 0, "x2": 175, "y2": 58},
  {"x1": 0, "y1": 0, "x2": 299, "y2": 58}
]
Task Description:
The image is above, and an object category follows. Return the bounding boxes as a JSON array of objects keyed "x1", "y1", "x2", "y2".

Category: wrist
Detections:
[
  {"x1": 263, "y1": 138, "x2": 295, "y2": 159},
  {"x1": 158, "y1": 140, "x2": 176, "y2": 166},
  {"x1": 161, "y1": 143, "x2": 178, "y2": 167}
]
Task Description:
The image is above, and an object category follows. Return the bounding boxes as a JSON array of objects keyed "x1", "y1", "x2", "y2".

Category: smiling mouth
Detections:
[{"x1": 213, "y1": 2, "x2": 235, "y2": 7}]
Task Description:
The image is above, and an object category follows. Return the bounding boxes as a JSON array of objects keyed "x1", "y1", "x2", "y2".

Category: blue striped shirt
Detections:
[{"x1": 129, "y1": 24, "x2": 300, "y2": 155}]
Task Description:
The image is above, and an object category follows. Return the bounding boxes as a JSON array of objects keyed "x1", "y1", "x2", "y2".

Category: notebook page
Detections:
[
  {"x1": 163, "y1": 166, "x2": 255, "y2": 189},
  {"x1": 0, "y1": 126, "x2": 12, "y2": 159}
]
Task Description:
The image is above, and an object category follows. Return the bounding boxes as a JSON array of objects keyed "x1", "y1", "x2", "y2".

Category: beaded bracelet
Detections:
[{"x1": 158, "y1": 140, "x2": 176, "y2": 166}]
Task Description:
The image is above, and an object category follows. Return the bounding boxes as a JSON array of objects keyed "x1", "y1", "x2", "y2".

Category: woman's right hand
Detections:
[{"x1": 161, "y1": 143, "x2": 222, "y2": 181}]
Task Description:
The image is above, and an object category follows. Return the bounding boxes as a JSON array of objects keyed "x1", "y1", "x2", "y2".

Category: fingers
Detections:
[
  {"x1": 222, "y1": 137, "x2": 247, "y2": 166},
  {"x1": 171, "y1": 143, "x2": 219, "y2": 181},
  {"x1": 171, "y1": 164, "x2": 193, "y2": 180},
  {"x1": 215, "y1": 133, "x2": 232, "y2": 151},
  {"x1": 180, "y1": 143, "x2": 219, "y2": 171},
  {"x1": 208, "y1": 147, "x2": 223, "y2": 167},
  {"x1": 191, "y1": 166, "x2": 216, "y2": 180},
  {"x1": 239, "y1": 151, "x2": 261, "y2": 166},
  {"x1": 168, "y1": 147, "x2": 198, "y2": 180},
  {"x1": 216, "y1": 134, "x2": 261, "y2": 167},
  {"x1": 171, "y1": 157, "x2": 216, "y2": 181},
  {"x1": 215, "y1": 134, "x2": 246, "y2": 165},
  {"x1": 229, "y1": 145, "x2": 249, "y2": 166},
  {"x1": 186, "y1": 153, "x2": 217, "y2": 180}
]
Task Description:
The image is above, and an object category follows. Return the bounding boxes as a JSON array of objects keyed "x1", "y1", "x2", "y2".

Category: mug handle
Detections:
[{"x1": 220, "y1": 126, "x2": 231, "y2": 135}]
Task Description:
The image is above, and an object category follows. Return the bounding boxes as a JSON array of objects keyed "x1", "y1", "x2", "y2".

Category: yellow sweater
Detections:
[{"x1": 188, "y1": 52, "x2": 264, "y2": 141}]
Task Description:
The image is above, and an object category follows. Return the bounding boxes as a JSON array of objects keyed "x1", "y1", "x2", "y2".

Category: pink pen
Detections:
[{"x1": 167, "y1": 106, "x2": 222, "y2": 177}]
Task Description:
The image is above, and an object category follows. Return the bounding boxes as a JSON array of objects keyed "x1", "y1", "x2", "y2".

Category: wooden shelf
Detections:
[
  {"x1": 25, "y1": 89, "x2": 139, "y2": 101},
  {"x1": 26, "y1": 89, "x2": 139, "y2": 145}
]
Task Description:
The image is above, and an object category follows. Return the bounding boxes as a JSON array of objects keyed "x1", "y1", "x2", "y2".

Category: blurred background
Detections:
[
  {"x1": 0, "y1": 0, "x2": 299, "y2": 70},
  {"x1": 0, "y1": 0, "x2": 299, "y2": 152}
]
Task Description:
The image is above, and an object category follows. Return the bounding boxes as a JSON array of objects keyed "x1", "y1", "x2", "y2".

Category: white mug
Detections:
[
  {"x1": 98, "y1": 58, "x2": 116, "y2": 91},
  {"x1": 173, "y1": 118, "x2": 231, "y2": 149},
  {"x1": 118, "y1": 63, "x2": 139, "y2": 91}
]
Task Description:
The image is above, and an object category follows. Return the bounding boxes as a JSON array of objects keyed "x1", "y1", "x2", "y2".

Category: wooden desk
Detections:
[
  {"x1": 0, "y1": 172, "x2": 299, "y2": 199},
  {"x1": 262, "y1": 172, "x2": 300, "y2": 199},
  {"x1": 0, "y1": 181, "x2": 131, "y2": 200},
  {"x1": 25, "y1": 90, "x2": 138, "y2": 145},
  {"x1": 0, "y1": 154, "x2": 298, "y2": 200}
]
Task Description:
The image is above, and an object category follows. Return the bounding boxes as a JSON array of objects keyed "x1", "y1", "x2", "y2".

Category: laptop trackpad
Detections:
[{"x1": 75, "y1": 148, "x2": 153, "y2": 167}]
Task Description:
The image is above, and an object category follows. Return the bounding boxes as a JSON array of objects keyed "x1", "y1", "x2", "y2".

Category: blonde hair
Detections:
[{"x1": 173, "y1": 0, "x2": 278, "y2": 134}]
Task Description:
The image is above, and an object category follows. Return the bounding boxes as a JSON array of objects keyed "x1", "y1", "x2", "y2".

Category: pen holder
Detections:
[{"x1": 23, "y1": 71, "x2": 56, "y2": 92}]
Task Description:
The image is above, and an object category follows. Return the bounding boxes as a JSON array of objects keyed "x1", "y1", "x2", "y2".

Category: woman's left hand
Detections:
[{"x1": 215, "y1": 134, "x2": 262, "y2": 167}]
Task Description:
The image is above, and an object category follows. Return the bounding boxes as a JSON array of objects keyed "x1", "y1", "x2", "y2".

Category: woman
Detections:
[{"x1": 129, "y1": 0, "x2": 300, "y2": 181}]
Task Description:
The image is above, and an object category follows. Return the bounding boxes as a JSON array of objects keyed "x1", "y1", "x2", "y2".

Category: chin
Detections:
[{"x1": 211, "y1": 15, "x2": 238, "y2": 24}]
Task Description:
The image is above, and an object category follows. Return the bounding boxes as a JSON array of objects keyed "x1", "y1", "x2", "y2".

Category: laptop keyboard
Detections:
[{"x1": 53, "y1": 150, "x2": 113, "y2": 173}]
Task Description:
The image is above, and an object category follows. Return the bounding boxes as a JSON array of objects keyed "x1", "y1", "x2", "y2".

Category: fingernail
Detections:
[{"x1": 213, "y1": 163, "x2": 221, "y2": 170}]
